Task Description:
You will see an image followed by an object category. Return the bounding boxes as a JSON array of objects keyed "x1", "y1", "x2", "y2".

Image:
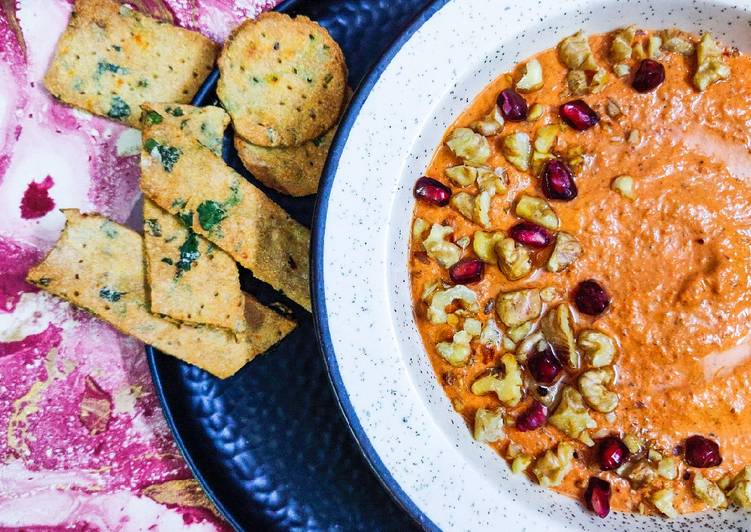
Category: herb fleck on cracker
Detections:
[
  {"x1": 143, "y1": 110, "x2": 163, "y2": 125},
  {"x1": 144, "y1": 138, "x2": 182, "y2": 172},
  {"x1": 176, "y1": 231, "x2": 200, "y2": 276},
  {"x1": 197, "y1": 201, "x2": 227, "y2": 231},
  {"x1": 100, "y1": 220, "x2": 119, "y2": 238},
  {"x1": 99, "y1": 287, "x2": 125, "y2": 302},
  {"x1": 145, "y1": 218, "x2": 162, "y2": 236},
  {"x1": 96, "y1": 61, "x2": 128, "y2": 78},
  {"x1": 107, "y1": 95, "x2": 131, "y2": 120}
]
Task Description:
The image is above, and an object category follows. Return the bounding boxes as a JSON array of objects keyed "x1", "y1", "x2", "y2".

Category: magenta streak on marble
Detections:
[
  {"x1": 0, "y1": 238, "x2": 40, "y2": 313},
  {"x1": 0, "y1": 323, "x2": 61, "y2": 359},
  {"x1": 20, "y1": 175, "x2": 56, "y2": 219},
  {"x1": 79, "y1": 375, "x2": 113, "y2": 435},
  {"x1": 0, "y1": 1, "x2": 283, "y2": 529}
]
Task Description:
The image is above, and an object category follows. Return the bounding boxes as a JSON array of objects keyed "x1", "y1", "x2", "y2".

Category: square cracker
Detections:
[
  {"x1": 140, "y1": 122, "x2": 312, "y2": 311},
  {"x1": 27, "y1": 210, "x2": 295, "y2": 378},
  {"x1": 143, "y1": 198, "x2": 246, "y2": 333},
  {"x1": 141, "y1": 103, "x2": 242, "y2": 331},
  {"x1": 44, "y1": 0, "x2": 218, "y2": 128}
]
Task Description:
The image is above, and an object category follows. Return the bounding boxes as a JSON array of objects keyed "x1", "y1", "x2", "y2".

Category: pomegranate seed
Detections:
[
  {"x1": 449, "y1": 258, "x2": 484, "y2": 284},
  {"x1": 516, "y1": 401, "x2": 548, "y2": 431},
  {"x1": 597, "y1": 436, "x2": 629, "y2": 471},
  {"x1": 527, "y1": 346, "x2": 563, "y2": 385},
  {"x1": 584, "y1": 477, "x2": 611, "y2": 518},
  {"x1": 559, "y1": 99, "x2": 599, "y2": 131},
  {"x1": 509, "y1": 222, "x2": 553, "y2": 248},
  {"x1": 632, "y1": 59, "x2": 666, "y2": 93},
  {"x1": 541, "y1": 159, "x2": 578, "y2": 201},
  {"x1": 573, "y1": 280, "x2": 610, "y2": 316},
  {"x1": 684, "y1": 435, "x2": 723, "y2": 468},
  {"x1": 413, "y1": 177, "x2": 451, "y2": 206},
  {"x1": 497, "y1": 88, "x2": 528, "y2": 121}
]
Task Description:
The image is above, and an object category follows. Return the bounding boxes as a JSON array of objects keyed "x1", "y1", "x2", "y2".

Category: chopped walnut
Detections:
[
  {"x1": 501, "y1": 132, "x2": 532, "y2": 171},
  {"x1": 651, "y1": 488, "x2": 678, "y2": 518},
  {"x1": 515, "y1": 332, "x2": 545, "y2": 362},
  {"x1": 527, "y1": 103, "x2": 544, "y2": 122},
  {"x1": 471, "y1": 353, "x2": 523, "y2": 406},
  {"x1": 648, "y1": 35, "x2": 663, "y2": 59},
  {"x1": 423, "y1": 224, "x2": 462, "y2": 268},
  {"x1": 496, "y1": 237, "x2": 533, "y2": 281},
  {"x1": 566, "y1": 69, "x2": 588, "y2": 96},
  {"x1": 728, "y1": 466, "x2": 751, "y2": 508},
  {"x1": 412, "y1": 218, "x2": 430, "y2": 248},
  {"x1": 694, "y1": 33, "x2": 731, "y2": 91},
  {"x1": 657, "y1": 457, "x2": 678, "y2": 480},
  {"x1": 446, "y1": 127, "x2": 491, "y2": 165},
  {"x1": 427, "y1": 285, "x2": 479, "y2": 324},
  {"x1": 515, "y1": 59, "x2": 544, "y2": 93},
  {"x1": 479, "y1": 318, "x2": 503, "y2": 349},
  {"x1": 579, "y1": 368, "x2": 619, "y2": 413},
  {"x1": 496, "y1": 288, "x2": 542, "y2": 328},
  {"x1": 511, "y1": 454, "x2": 533, "y2": 474},
  {"x1": 611, "y1": 175, "x2": 636, "y2": 200},
  {"x1": 474, "y1": 191, "x2": 492, "y2": 228},
  {"x1": 473, "y1": 231, "x2": 504, "y2": 263},
  {"x1": 436, "y1": 329, "x2": 473, "y2": 366},
  {"x1": 445, "y1": 164, "x2": 478, "y2": 186},
  {"x1": 661, "y1": 29, "x2": 695, "y2": 55},
  {"x1": 546, "y1": 231, "x2": 582, "y2": 273},
  {"x1": 450, "y1": 191, "x2": 475, "y2": 221},
  {"x1": 470, "y1": 105, "x2": 505, "y2": 137},
  {"x1": 610, "y1": 26, "x2": 636, "y2": 63},
  {"x1": 507, "y1": 320, "x2": 534, "y2": 344},
  {"x1": 559, "y1": 31, "x2": 598, "y2": 70},
  {"x1": 623, "y1": 434, "x2": 644, "y2": 455},
  {"x1": 477, "y1": 167, "x2": 508, "y2": 195},
  {"x1": 532, "y1": 441, "x2": 576, "y2": 488},
  {"x1": 549, "y1": 386, "x2": 596, "y2": 439},
  {"x1": 558, "y1": 31, "x2": 607, "y2": 94},
  {"x1": 577, "y1": 330, "x2": 617, "y2": 367},
  {"x1": 626, "y1": 460, "x2": 657, "y2": 488},
  {"x1": 533, "y1": 124, "x2": 560, "y2": 154},
  {"x1": 540, "y1": 304, "x2": 578, "y2": 369},
  {"x1": 473, "y1": 407, "x2": 505, "y2": 443},
  {"x1": 692, "y1": 472, "x2": 727, "y2": 509},
  {"x1": 605, "y1": 98, "x2": 622, "y2": 118},
  {"x1": 515, "y1": 195, "x2": 559, "y2": 230}
]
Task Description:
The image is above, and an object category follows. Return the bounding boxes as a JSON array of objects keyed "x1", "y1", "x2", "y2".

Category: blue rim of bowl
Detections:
[{"x1": 311, "y1": 0, "x2": 448, "y2": 530}]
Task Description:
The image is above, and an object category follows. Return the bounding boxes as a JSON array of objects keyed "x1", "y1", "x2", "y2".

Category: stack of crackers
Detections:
[
  {"x1": 27, "y1": 0, "x2": 348, "y2": 378},
  {"x1": 220, "y1": 12, "x2": 349, "y2": 196}
]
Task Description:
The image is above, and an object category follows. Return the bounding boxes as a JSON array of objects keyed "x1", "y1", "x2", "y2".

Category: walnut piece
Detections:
[
  {"x1": 446, "y1": 127, "x2": 491, "y2": 165},
  {"x1": 548, "y1": 386, "x2": 596, "y2": 439},
  {"x1": 546, "y1": 231, "x2": 582, "y2": 272},
  {"x1": 496, "y1": 288, "x2": 542, "y2": 328},
  {"x1": 577, "y1": 330, "x2": 617, "y2": 367},
  {"x1": 579, "y1": 367, "x2": 619, "y2": 413},
  {"x1": 471, "y1": 353, "x2": 523, "y2": 406},
  {"x1": 422, "y1": 224, "x2": 462, "y2": 268},
  {"x1": 532, "y1": 441, "x2": 576, "y2": 488},
  {"x1": 473, "y1": 407, "x2": 505, "y2": 443}
]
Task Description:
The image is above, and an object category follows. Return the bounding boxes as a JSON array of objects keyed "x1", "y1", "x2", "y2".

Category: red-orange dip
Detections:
[{"x1": 409, "y1": 27, "x2": 751, "y2": 518}]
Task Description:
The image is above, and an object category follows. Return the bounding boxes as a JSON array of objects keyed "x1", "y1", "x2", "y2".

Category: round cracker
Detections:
[
  {"x1": 234, "y1": 125, "x2": 335, "y2": 197},
  {"x1": 218, "y1": 12, "x2": 347, "y2": 147}
]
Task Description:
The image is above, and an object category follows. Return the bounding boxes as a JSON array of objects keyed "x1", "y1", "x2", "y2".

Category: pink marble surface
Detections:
[{"x1": 0, "y1": 1, "x2": 278, "y2": 529}]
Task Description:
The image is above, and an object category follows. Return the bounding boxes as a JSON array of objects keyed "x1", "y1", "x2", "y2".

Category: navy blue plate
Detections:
[{"x1": 146, "y1": 1, "x2": 433, "y2": 530}]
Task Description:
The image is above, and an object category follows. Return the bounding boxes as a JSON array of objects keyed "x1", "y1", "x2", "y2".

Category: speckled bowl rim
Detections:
[{"x1": 312, "y1": 1, "x2": 751, "y2": 530}]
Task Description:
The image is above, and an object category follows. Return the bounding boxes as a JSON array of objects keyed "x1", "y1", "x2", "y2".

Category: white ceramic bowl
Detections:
[{"x1": 312, "y1": 0, "x2": 751, "y2": 529}]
